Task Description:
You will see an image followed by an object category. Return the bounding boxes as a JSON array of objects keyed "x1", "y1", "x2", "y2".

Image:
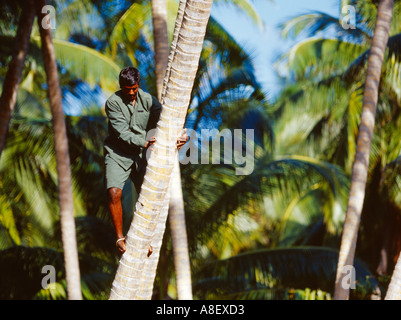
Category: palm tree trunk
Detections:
[
  {"x1": 152, "y1": 0, "x2": 193, "y2": 300},
  {"x1": 169, "y1": 156, "x2": 193, "y2": 299},
  {"x1": 152, "y1": 0, "x2": 169, "y2": 101},
  {"x1": 385, "y1": 253, "x2": 401, "y2": 299},
  {"x1": 114, "y1": 0, "x2": 187, "y2": 300},
  {"x1": 109, "y1": 0, "x2": 213, "y2": 300},
  {"x1": 334, "y1": 0, "x2": 394, "y2": 300},
  {"x1": 35, "y1": 0, "x2": 82, "y2": 300},
  {"x1": 0, "y1": 1, "x2": 35, "y2": 157}
]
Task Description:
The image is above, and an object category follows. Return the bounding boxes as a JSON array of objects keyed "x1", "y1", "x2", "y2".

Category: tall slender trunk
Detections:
[
  {"x1": 0, "y1": 1, "x2": 35, "y2": 157},
  {"x1": 35, "y1": 0, "x2": 82, "y2": 300},
  {"x1": 334, "y1": 0, "x2": 394, "y2": 300},
  {"x1": 109, "y1": 0, "x2": 213, "y2": 300},
  {"x1": 152, "y1": 0, "x2": 169, "y2": 101},
  {"x1": 152, "y1": 0, "x2": 193, "y2": 300},
  {"x1": 385, "y1": 253, "x2": 401, "y2": 299},
  {"x1": 169, "y1": 156, "x2": 193, "y2": 299}
]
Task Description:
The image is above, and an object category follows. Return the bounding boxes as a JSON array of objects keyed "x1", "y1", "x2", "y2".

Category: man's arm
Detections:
[
  {"x1": 106, "y1": 99, "x2": 147, "y2": 148},
  {"x1": 143, "y1": 97, "x2": 162, "y2": 149},
  {"x1": 146, "y1": 97, "x2": 188, "y2": 149},
  {"x1": 147, "y1": 96, "x2": 162, "y2": 131}
]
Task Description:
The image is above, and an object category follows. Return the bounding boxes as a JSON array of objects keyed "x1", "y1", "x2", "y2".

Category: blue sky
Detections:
[{"x1": 210, "y1": 0, "x2": 340, "y2": 99}]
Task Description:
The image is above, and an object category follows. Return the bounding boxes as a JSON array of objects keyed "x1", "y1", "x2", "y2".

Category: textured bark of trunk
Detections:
[
  {"x1": 385, "y1": 254, "x2": 401, "y2": 299},
  {"x1": 109, "y1": 0, "x2": 213, "y2": 300},
  {"x1": 334, "y1": 0, "x2": 394, "y2": 300},
  {"x1": 151, "y1": 0, "x2": 169, "y2": 101},
  {"x1": 0, "y1": 1, "x2": 35, "y2": 157},
  {"x1": 36, "y1": 0, "x2": 82, "y2": 300},
  {"x1": 152, "y1": 0, "x2": 193, "y2": 300},
  {"x1": 169, "y1": 156, "x2": 193, "y2": 299}
]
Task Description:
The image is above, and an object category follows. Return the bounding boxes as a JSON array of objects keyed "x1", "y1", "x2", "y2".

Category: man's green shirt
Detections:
[{"x1": 104, "y1": 88, "x2": 162, "y2": 171}]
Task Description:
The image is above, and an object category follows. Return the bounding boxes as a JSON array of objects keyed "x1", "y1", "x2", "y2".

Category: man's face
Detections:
[{"x1": 121, "y1": 84, "x2": 139, "y2": 101}]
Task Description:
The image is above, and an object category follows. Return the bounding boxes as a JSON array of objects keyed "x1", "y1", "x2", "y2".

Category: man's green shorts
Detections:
[{"x1": 104, "y1": 153, "x2": 146, "y2": 193}]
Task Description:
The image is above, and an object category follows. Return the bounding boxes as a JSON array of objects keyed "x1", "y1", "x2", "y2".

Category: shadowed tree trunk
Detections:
[
  {"x1": 150, "y1": 1, "x2": 171, "y2": 299},
  {"x1": 152, "y1": 0, "x2": 169, "y2": 100},
  {"x1": 169, "y1": 157, "x2": 193, "y2": 299},
  {"x1": 35, "y1": 0, "x2": 82, "y2": 300},
  {"x1": 0, "y1": 0, "x2": 35, "y2": 158},
  {"x1": 386, "y1": 252, "x2": 401, "y2": 299},
  {"x1": 334, "y1": 0, "x2": 394, "y2": 300},
  {"x1": 109, "y1": 0, "x2": 213, "y2": 300}
]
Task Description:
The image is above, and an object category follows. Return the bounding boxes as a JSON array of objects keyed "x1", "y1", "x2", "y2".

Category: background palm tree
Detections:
[
  {"x1": 0, "y1": 0, "x2": 34, "y2": 156},
  {"x1": 152, "y1": 0, "x2": 169, "y2": 99},
  {"x1": 275, "y1": 0, "x2": 401, "y2": 297},
  {"x1": 385, "y1": 252, "x2": 401, "y2": 299},
  {"x1": 35, "y1": 0, "x2": 82, "y2": 300},
  {"x1": 333, "y1": 0, "x2": 394, "y2": 300},
  {"x1": 194, "y1": 247, "x2": 379, "y2": 299}
]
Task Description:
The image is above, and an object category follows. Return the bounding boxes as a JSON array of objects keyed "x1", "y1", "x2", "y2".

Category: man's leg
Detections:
[
  {"x1": 108, "y1": 187, "x2": 126, "y2": 253},
  {"x1": 105, "y1": 153, "x2": 131, "y2": 253},
  {"x1": 130, "y1": 161, "x2": 153, "y2": 256},
  {"x1": 131, "y1": 160, "x2": 147, "y2": 195}
]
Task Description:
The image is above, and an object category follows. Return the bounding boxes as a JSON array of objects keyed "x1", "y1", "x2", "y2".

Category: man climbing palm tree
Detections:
[{"x1": 104, "y1": 66, "x2": 187, "y2": 253}]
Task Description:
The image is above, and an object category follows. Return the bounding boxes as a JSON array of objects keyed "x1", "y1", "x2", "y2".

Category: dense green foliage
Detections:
[{"x1": 1, "y1": 0, "x2": 400, "y2": 300}]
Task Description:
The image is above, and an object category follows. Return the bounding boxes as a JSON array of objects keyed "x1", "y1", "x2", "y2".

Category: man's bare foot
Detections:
[
  {"x1": 116, "y1": 237, "x2": 126, "y2": 254},
  {"x1": 147, "y1": 245, "x2": 153, "y2": 257}
]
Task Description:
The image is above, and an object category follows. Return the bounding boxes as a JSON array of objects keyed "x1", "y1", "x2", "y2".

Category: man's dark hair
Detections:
[{"x1": 119, "y1": 66, "x2": 141, "y2": 87}]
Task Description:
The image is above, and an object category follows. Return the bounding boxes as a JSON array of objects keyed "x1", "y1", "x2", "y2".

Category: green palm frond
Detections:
[
  {"x1": 274, "y1": 33, "x2": 401, "y2": 170},
  {"x1": 349, "y1": 0, "x2": 401, "y2": 35},
  {"x1": 0, "y1": 117, "x2": 59, "y2": 246},
  {"x1": 189, "y1": 17, "x2": 259, "y2": 126},
  {"x1": 32, "y1": 37, "x2": 121, "y2": 95},
  {"x1": 217, "y1": 97, "x2": 274, "y2": 151},
  {"x1": 185, "y1": 150, "x2": 348, "y2": 242},
  {"x1": 0, "y1": 245, "x2": 116, "y2": 300},
  {"x1": 273, "y1": 77, "x2": 363, "y2": 174},
  {"x1": 0, "y1": 73, "x2": 50, "y2": 117},
  {"x1": 107, "y1": 2, "x2": 151, "y2": 66},
  {"x1": 0, "y1": 104, "x2": 108, "y2": 248},
  {"x1": 273, "y1": 76, "x2": 348, "y2": 155},
  {"x1": 49, "y1": 0, "x2": 104, "y2": 41},
  {"x1": 190, "y1": 66, "x2": 264, "y2": 130},
  {"x1": 0, "y1": 246, "x2": 65, "y2": 300},
  {"x1": 204, "y1": 17, "x2": 255, "y2": 69},
  {"x1": 380, "y1": 33, "x2": 401, "y2": 103},
  {"x1": 344, "y1": 33, "x2": 401, "y2": 85},
  {"x1": 33, "y1": 281, "x2": 67, "y2": 300},
  {"x1": 276, "y1": 37, "x2": 367, "y2": 81},
  {"x1": 0, "y1": 36, "x2": 47, "y2": 98},
  {"x1": 79, "y1": 272, "x2": 114, "y2": 300},
  {"x1": 381, "y1": 156, "x2": 401, "y2": 206},
  {"x1": 0, "y1": 0, "x2": 21, "y2": 36},
  {"x1": 194, "y1": 246, "x2": 380, "y2": 300},
  {"x1": 73, "y1": 216, "x2": 116, "y2": 259},
  {"x1": 279, "y1": 11, "x2": 371, "y2": 42},
  {"x1": 0, "y1": 194, "x2": 21, "y2": 247}
]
